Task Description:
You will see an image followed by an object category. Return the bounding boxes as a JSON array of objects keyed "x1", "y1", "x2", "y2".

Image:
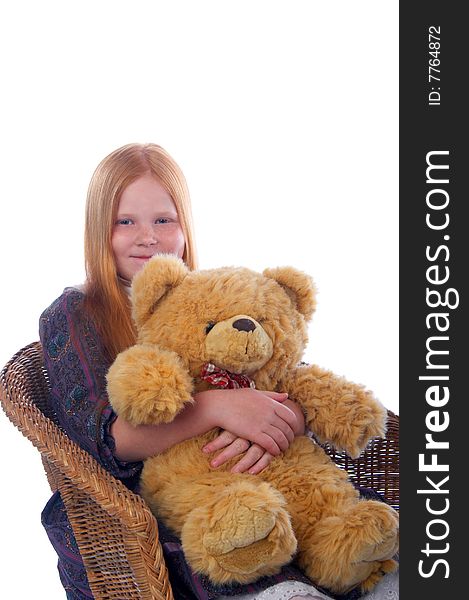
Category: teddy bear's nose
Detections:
[{"x1": 232, "y1": 318, "x2": 256, "y2": 332}]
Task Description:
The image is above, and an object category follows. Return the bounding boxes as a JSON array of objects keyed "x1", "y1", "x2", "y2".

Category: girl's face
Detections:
[{"x1": 112, "y1": 173, "x2": 186, "y2": 281}]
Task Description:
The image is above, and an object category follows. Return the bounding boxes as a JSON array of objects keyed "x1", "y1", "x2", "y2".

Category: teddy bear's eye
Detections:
[{"x1": 205, "y1": 322, "x2": 216, "y2": 334}]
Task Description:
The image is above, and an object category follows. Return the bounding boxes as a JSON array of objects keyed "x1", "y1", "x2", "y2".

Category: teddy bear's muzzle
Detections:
[{"x1": 204, "y1": 315, "x2": 274, "y2": 374}]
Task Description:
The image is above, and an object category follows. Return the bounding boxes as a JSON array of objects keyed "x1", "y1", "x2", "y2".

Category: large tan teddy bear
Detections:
[{"x1": 106, "y1": 255, "x2": 399, "y2": 594}]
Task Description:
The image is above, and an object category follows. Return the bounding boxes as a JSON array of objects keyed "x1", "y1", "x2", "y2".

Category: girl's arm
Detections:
[
  {"x1": 111, "y1": 389, "x2": 303, "y2": 462},
  {"x1": 110, "y1": 396, "x2": 217, "y2": 461},
  {"x1": 39, "y1": 288, "x2": 141, "y2": 480}
]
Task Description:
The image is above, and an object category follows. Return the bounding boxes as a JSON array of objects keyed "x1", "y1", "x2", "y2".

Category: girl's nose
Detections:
[{"x1": 136, "y1": 225, "x2": 157, "y2": 246}]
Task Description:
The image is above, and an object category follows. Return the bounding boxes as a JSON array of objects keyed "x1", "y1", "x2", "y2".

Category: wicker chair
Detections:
[{"x1": 0, "y1": 342, "x2": 399, "y2": 600}]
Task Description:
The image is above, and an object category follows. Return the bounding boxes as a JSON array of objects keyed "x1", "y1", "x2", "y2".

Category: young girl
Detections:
[{"x1": 39, "y1": 143, "x2": 397, "y2": 600}]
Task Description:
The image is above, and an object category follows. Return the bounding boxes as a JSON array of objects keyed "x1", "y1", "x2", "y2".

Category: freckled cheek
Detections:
[
  {"x1": 111, "y1": 233, "x2": 127, "y2": 256},
  {"x1": 111, "y1": 233, "x2": 135, "y2": 269},
  {"x1": 163, "y1": 228, "x2": 186, "y2": 257}
]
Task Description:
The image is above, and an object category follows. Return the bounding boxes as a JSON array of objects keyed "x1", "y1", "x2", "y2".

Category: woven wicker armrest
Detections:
[
  {"x1": 0, "y1": 342, "x2": 173, "y2": 600},
  {"x1": 321, "y1": 411, "x2": 400, "y2": 510}
]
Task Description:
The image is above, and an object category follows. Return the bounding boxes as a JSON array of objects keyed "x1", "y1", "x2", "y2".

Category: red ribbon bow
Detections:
[{"x1": 200, "y1": 362, "x2": 255, "y2": 389}]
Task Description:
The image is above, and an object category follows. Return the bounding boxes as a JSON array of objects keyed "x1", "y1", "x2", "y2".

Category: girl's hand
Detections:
[
  {"x1": 282, "y1": 398, "x2": 306, "y2": 436},
  {"x1": 201, "y1": 398, "x2": 306, "y2": 474},
  {"x1": 195, "y1": 388, "x2": 298, "y2": 456},
  {"x1": 202, "y1": 430, "x2": 274, "y2": 474}
]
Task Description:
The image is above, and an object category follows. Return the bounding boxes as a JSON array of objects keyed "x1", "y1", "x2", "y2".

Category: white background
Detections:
[{"x1": 0, "y1": 2, "x2": 398, "y2": 597}]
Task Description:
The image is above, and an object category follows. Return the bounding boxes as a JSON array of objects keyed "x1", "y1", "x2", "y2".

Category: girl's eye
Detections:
[
  {"x1": 116, "y1": 218, "x2": 133, "y2": 225},
  {"x1": 205, "y1": 322, "x2": 216, "y2": 334},
  {"x1": 155, "y1": 218, "x2": 170, "y2": 224}
]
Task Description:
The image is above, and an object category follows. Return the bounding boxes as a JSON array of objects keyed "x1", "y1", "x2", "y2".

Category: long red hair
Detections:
[{"x1": 84, "y1": 143, "x2": 197, "y2": 359}]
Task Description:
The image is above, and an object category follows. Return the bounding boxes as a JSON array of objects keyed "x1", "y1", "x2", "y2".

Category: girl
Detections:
[{"x1": 39, "y1": 143, "x2": 397, "y2": 600}]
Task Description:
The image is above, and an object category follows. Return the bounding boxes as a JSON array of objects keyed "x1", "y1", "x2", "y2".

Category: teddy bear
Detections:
[{"x1": 106, "y1": 255, "x2": 399, "y2": 594}]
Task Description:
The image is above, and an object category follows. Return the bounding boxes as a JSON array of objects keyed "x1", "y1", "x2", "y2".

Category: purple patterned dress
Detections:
[{"x1": 39, "y1": 287, "x2": 363, "y2": 600}]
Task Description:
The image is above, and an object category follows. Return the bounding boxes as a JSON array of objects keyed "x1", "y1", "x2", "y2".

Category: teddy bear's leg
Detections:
[
  {"x1": 180, "y1": 476, "x2": 297, "y2": 585},
  {"x1": 295, "y1": 499, "x2": 398, "y2": 594},
  {"x1": 260, "y1": 437, "x2": 399, "y2": 594}
]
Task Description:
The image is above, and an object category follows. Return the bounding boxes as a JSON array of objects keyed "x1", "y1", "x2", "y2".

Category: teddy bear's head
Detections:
[{"x1": 130, "y1": 255, "x2": 316, "y2": 388}]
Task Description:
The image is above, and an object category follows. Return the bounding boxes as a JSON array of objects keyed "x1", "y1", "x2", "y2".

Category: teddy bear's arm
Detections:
[
  {"x1": 106, "y1": 343, "x2": 194, "y2": 426},
  {"x1": 280, "y1": 364, "x2": 387, "y2": 458}
]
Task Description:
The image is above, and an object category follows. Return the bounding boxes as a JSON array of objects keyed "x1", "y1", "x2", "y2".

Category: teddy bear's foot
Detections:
[
  {"x1": 359, "y1": 559, "x2": 398, "y2": 593},
  {"x1": 181, "y1": 479, "x2": 297, "y2": 584},
  {"x1": 298, "y1": 500, "x2": 399, "y2": 594}
]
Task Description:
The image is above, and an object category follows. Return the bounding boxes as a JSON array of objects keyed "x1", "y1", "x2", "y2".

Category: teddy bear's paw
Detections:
[
  {"x1": 344, "y1": 511, "x2": 398, "y2": 594},
  {"x1": 106, "y1": 344, "x2": 193, "y2": 425},
  {"x1": 213, "y1": 534, "x2": 294, "y2": 580},
  {"x1": 329, "y1": 557, "x2": 398, "y2": 595},
  {"x1": 181, "y1": 480, "x2": 297, "y2": 584},
  {"x1": 350, "y1": 501, "x2": 399, "y2": 563},
  {"x1": 202, "y1": 499, "x2": 276, "y2": 555},
  {"x1": 335, "y1": 393, "x2": 388, "y2": 459},
  {"x1": 360, "y1": 559, "x2": 398, "y2": 593},
  {"x1": 298, "y1": 500, "x2": 398, "y2": 594}
]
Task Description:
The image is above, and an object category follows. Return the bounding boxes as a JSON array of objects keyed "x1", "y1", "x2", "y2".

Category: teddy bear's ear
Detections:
[
  {"x1": 263, "y1": 266, "x2": 317, "y2": 320},
  {"x1": 131, "y1": 255, "x2": 188, "y2": 328}
]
